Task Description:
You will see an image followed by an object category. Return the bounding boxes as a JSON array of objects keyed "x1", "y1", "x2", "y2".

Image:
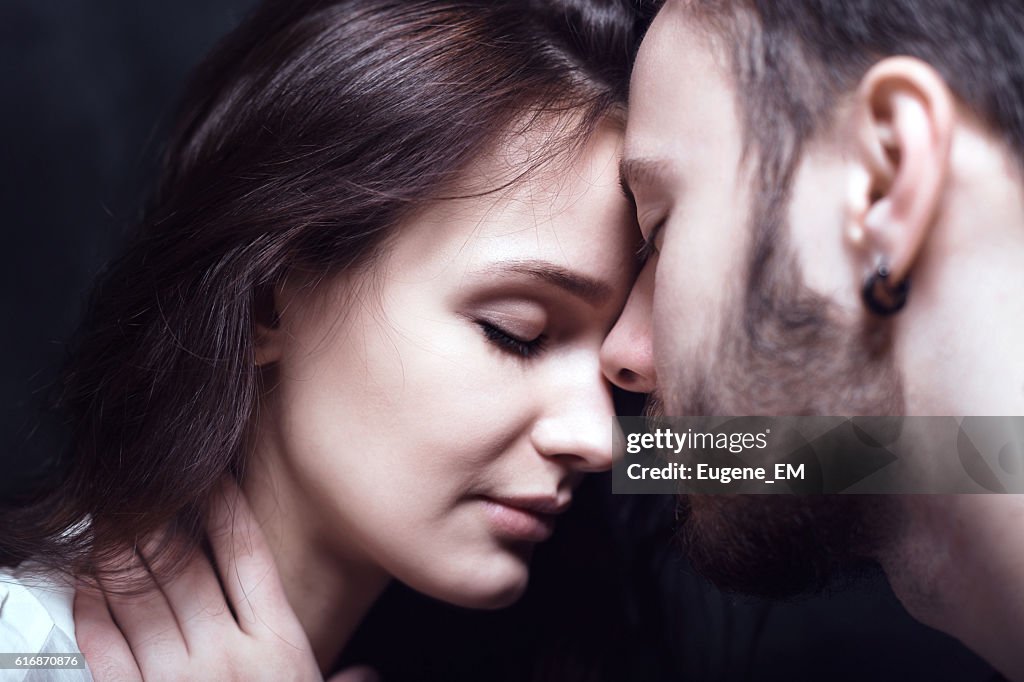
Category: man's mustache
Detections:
[{"x1": 643, "y1": 391, "x2": 664, "y2": 419}]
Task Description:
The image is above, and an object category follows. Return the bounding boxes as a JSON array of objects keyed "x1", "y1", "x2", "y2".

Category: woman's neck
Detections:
[{"x1": 242, "y1": 451, "x2": 390, "y2": 672}]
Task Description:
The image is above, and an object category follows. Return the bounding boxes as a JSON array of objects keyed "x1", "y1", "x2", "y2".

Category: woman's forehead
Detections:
[{"x1": 380, "y1": 125, "x2": 636, "y2": 282}]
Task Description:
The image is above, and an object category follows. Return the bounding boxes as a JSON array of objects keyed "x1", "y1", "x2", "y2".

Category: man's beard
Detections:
[{"x1": 666, "y1": 185, "x2": 904, "y2": 598}]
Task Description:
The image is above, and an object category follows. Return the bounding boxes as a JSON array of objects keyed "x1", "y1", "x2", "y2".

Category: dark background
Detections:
[
  {"x1": 0, "y1": 2, "x2": 996, "y2": 680},
  {"x1": 1, "y1": 0, "x2": 258, "y2": 498}
]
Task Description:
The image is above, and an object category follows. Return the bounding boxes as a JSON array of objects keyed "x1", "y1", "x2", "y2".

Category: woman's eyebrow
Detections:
[{"x1": 475, "y1": 260, "x2": 613, "y2": 307}]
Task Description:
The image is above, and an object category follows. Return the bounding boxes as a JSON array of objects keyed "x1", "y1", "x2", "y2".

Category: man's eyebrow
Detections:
[
  {"x1": 618, "y1": 157, "x2": 670, "y2": 201},
  {"x1": 475, "y1": 260, "x2": 613, "y2": 306}
]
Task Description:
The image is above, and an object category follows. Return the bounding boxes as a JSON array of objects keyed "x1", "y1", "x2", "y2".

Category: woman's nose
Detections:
[
  {"x1": 530, "y1": 370, "x2": 616, "y2": 472},
  {"x1": 601, "y1": 260, "x2": 657, "y2": 394}
]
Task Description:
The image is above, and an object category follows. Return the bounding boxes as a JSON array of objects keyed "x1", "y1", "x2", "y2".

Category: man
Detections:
[{"x1": 600, "y1": 0, "x2": 1024, "y2": 678}]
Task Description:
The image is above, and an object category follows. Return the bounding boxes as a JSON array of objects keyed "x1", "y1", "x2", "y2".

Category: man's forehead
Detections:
[
  {"x1": 621, "y1": 9, "x2": 685, "y2": 192},
  {"x1": 623, "y1": 1, "x2": 739, "y2": 187}
]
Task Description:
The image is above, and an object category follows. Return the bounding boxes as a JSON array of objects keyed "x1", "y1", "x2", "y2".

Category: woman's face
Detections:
[{"x1": 256, "y1": 124, "x2": 637, "y2": 608}]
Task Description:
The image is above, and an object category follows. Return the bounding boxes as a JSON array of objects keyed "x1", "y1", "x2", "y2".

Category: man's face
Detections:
[
  {"x1": 619, "y1": 3, "x2": 753, "y2": 414},
  {"x1": 614, "y1": 2, "x2": 903, "y2": 595}
]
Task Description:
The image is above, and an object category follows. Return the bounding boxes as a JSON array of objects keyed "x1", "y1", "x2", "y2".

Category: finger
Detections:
[
  {"x1": 144, "y1": 531, "x2": 235, "y2": 651},
  {"x1": 73, "y1": 582, "x2": 143, "y2": 682},
  {"x1": 206, "y1": 477, "x2": 297, "y2": 637},
  {"x1": 328, "y1": 665, "x2": 382, "y2": 682},
  {"x1": 101, "y1": 544, "x2": 189, "y2": 673}
]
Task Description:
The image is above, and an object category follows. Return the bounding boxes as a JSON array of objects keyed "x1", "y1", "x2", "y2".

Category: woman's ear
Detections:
[
  {"x1": 254, "y1": 283, "x2": 284, "y2": 366},
  {"x1": 845, "y1": 56, "x2": 956, "y2": 285}
]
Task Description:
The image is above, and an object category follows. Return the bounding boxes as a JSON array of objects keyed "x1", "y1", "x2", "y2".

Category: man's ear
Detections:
[
  {"x1": 254, "y1": 283, "x2": 284, "y2": 366},
  {"x1": 846, "y1": 56, "x2": 956, "y2": 286}
]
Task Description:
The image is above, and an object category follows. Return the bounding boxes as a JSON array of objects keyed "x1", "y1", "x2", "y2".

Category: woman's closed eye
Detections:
[{"x1": 476, "y1": 320, "x2": 547, "y2": 359}]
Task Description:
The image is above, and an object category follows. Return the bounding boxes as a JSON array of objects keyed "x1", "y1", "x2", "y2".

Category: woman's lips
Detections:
[{"x1": 480, "y1": 496, "x2": 568, "y2": 542}]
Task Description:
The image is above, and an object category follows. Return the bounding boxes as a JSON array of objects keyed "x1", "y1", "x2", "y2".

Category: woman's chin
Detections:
[
  {"x1": 442, "y1": 578, "x2": 528, "y2": 610},
  {"x1": 411, "y1": 551, "x2": 532, "y2": 610}
]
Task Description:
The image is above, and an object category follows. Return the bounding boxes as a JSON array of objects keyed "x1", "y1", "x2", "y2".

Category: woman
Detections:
[{"x1": 0, "y1": 0, "x2": 655, "y2": 679}]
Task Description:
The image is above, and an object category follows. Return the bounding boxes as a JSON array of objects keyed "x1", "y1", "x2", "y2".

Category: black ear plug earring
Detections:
[{"x1": 861, "y1": 261, "x2": 910, "y2": 316}]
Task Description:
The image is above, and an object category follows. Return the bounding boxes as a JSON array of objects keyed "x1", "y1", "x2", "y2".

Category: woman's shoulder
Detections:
[{"x1": 0, "y1": 563, "x2": 93, "y2": 681}]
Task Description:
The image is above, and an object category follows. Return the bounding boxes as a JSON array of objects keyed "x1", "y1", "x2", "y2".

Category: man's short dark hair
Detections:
[{"x1": 685, "y1": 0, "x2": 1024, "y2": 191}]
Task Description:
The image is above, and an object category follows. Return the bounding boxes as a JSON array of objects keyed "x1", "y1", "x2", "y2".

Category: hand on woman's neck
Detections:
[
  {"x1": 880, "y1": 495, "x2": 1024, "y2": 682},
  {"x1": 242, "y1": 450, "x2": 391, "y2": 673}
]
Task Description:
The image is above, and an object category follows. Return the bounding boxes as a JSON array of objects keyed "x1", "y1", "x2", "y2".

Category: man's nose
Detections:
[{"x1": 601, "y1": 260, "x2": 657, "y2": 394}]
